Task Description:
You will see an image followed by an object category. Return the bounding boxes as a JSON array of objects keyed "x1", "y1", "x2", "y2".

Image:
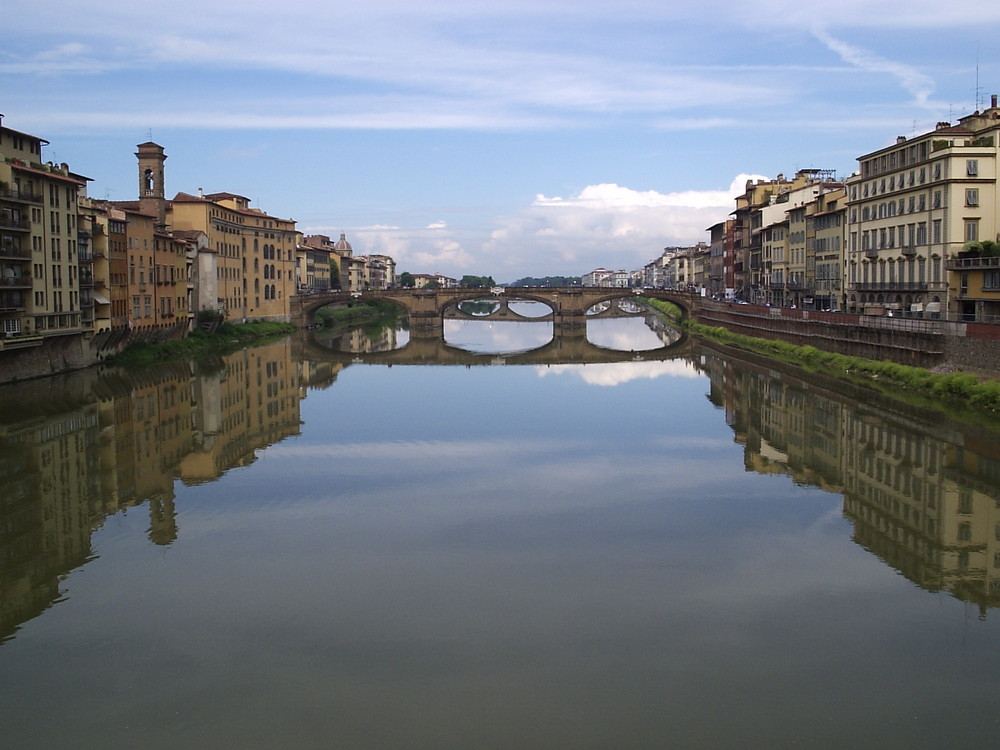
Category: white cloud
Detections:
[
  {"x1": 303, "y1": 175, "x2": 764, "y2": 281},
  {"x1": 479, "y1": 176, "x2": 764, "y2": 279},
  {"x1": 811, "y1": 28, "x2": 936, "y2": 107}
]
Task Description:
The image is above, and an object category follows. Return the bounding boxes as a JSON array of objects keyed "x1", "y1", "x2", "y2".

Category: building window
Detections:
[
  {"x1": 965, "y1": 220, "x2": 979, "y2": 243},
  {"x1": 967, "y1": 160, "x2": 979, "y2": 176},
  {"x1": 966, "y1": 189, "x2": 979, "y2": 206}
]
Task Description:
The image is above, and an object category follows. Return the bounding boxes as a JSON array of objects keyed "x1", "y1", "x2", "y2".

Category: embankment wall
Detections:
[{"x1": 695, "y1": 301, "x2": 1000, "y2": 374}]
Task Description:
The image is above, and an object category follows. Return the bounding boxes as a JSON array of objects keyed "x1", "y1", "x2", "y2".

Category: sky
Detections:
[{"x1": 3, "y1": 1, "x2": 999, "y2": 283}]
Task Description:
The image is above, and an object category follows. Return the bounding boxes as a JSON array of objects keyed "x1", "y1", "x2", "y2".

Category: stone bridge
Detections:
[{"x1": 290, "y1": 286, "x2": 699, "y2": 334}]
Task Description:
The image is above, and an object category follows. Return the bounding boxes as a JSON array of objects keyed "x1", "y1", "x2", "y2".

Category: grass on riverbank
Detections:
[
  {"x1": 110, "y1": 321, "x2": 296, "y2": 366},
  {"x1": 645, "y1": 298, "x2": 1000, "y2": 416}
]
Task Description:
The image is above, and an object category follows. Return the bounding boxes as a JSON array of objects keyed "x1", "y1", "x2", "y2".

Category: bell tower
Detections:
[{"x1": 136, "y1": 141, "x2": 167, "y2": 229}]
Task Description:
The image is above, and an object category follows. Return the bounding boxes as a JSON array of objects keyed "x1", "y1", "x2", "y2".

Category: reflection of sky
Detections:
[
  {"x1": 444, "y1": 319, "x2": 552, "y2": 353},
  {"x1": 585, "y1": 318, "x2": 666, "y2": 350},
  {"x1": 444, "y1": 317, "x2": 670, "y2": 354},
  {"x1": 535, "y1": 360, "x2": 699, "y2": 386}
]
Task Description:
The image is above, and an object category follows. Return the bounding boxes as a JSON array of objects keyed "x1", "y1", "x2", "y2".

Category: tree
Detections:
[
  {"x1": 329, "y1": 257, "x2": 340, "y2": 289},
  {"x1": 460, "y1": 275, "x2": 495, "y2": 288},
  {"x1": 399, "y1": 271, "x2": 416, "y2": 288}
]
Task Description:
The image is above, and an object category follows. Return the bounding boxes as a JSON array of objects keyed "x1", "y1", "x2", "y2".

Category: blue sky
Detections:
[{"x1": 3, "y1": 1, "x2": 998, "y2": 282}]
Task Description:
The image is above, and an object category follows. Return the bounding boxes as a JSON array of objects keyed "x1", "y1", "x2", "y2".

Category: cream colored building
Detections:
[{"x1": 845, "y1": 98, "x2": 1000, "y2": 318}]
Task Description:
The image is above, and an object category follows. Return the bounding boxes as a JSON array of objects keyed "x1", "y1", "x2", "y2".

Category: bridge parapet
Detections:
[{"x1": 290, "y1": 287, "x2": 699, "y2": 327}]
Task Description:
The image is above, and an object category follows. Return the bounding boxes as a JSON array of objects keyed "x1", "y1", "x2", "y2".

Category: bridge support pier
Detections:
[
  {"x1": 553, "y1": 313, "x2": 587, "y2": 336},
  {"x1": 408, "y1": 313, "x2": 444, "y2": 338}
]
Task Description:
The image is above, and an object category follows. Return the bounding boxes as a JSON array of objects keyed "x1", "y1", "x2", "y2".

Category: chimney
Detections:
[{"x1": 992, "y1": 94, "x2": 998, "y2": 109}]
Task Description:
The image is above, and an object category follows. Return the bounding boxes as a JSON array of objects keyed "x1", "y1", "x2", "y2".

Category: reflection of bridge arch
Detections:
[
  {"x1": 296, "y1": 319, "x2": 689, "y2": 366},
  {"x1": 290, "y1": 287, "x2": 699, "y2": 332}
]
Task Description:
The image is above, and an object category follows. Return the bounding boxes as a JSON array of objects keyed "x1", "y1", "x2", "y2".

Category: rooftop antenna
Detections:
[
  {"x1": 975, "y1": 43, "x2": 982, "y2": 111},
  {"x1": 146, "y1": 128, "x2": 153, "y2": 141}
]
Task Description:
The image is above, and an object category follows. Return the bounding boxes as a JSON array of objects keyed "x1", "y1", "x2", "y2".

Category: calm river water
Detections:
[{"x1": 1, "y1": 310, "x2": 999, "y2": 749}]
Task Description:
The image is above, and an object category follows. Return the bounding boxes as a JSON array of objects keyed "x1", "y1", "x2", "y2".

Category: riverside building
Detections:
[
  {"x1": 845, "y1": 96, "x2": 1000, "y2": 319},
  {"x1": 0, "y1": 120, "x2": 90, "y2": 341}
]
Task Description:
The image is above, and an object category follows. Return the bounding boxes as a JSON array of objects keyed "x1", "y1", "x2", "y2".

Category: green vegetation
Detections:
[
  {"x1": 111, "y1": 321, "x2": 296, "y2": 366},
  {"x1": 459, "y1": 275, "x2": 496, "y2": 288},
  {"x1": 398, "y1": 271, "x2": 416, "y2": 288},
  {"x1": 960, "y1": 239, "x2": 1000, "y2": 257},
  {"x1": 644, "y1": 298, "x2": 1000, "y2": 418}
]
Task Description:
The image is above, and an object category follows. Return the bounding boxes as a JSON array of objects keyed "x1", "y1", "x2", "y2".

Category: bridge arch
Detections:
[{"x1": 289, "y1": 287, "x2": 698, "y2": 328}]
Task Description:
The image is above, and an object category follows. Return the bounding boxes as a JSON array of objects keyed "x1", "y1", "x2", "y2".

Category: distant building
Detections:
[
  {"x1": 410, "y1": 273, "x2": 456, "y2": 288},
  {"x1": 298, "y1": 235, "x2": 339, "y2": 293}
]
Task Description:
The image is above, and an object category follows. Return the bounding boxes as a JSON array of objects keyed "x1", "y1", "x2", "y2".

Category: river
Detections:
[{"x1": 1, "y1": 309, "x2": 998, "y2": 749}]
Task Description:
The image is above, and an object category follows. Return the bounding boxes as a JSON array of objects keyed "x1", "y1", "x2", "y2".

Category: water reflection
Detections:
[
  {"x1": 2, "y1": 332, "x2": 1000, "y2": 746},
  {"x1": 3, "y1": 333, "x2": 999, "y2": 648},
  {"x1": 444, "y1": 319, "x2": 553, "y2": 354},
  {"x1": 536, "y1": 359, "x2": 702, "y2": 386},
  {"x1": 0, "y1": 340, "x2": 311, "y2": 642},
  {"x1": 701, "y1": 344, "x2": 1000, "y2": 615},
  {"x1": 311, "y1": 321, "x2": 409, "y2": 353},
  {"x1": 443, "y1": 315, "x2": 674, "y2": 355}
]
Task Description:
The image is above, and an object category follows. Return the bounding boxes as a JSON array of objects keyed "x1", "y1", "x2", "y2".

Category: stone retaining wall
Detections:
[{"x1": 695, "y1": 301, "x2": 1000, "y2": 374}]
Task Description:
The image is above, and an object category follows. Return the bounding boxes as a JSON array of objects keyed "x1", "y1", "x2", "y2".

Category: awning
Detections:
[{"x1": 92, "y1": 292, "x2": 110, "y2": 305}]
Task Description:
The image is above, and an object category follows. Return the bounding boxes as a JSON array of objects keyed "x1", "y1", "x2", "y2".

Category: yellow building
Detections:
[
  {"x1": 129, "y1": 142, "x2": 296, "y2": 324},
  {"x1": 0, "y1": 121, "x2": 90, "y2": 339}
]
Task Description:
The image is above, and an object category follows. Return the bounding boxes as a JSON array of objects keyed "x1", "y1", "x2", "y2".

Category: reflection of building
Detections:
[
  {"x1": 701, "y1": 347, "x2": 1000, "y2": 615},
  {"x1": 0, "y1": 404, "x2": 101, "y2": 642},
  {"x1": 0, "y1": 340, "x2": 307, "y2": 639},
  {"x1": 178, "y1": 340, "x2": 301, "y2": 484}
]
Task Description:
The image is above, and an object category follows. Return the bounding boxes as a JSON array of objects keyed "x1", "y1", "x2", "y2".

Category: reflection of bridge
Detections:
[
  {"x1": 291, "y1": 287, "x2": 699, "y2": 334},
  {"x1": 443, "y1": 298, "x2": 648, "y2": 322},
  {"x1": 296, "y1": 321, "x2": 692, "y2": 366}
]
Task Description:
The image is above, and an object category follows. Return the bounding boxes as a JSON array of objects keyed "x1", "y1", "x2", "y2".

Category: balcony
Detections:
[
  {"x1": 0, "y1": 215, "x2": 30, "y2": 232},
  {"x1": 0, "y1": 184, "x2": 42, "y2": 203},
  {"x1": 0, "y1": 243, "x2": 30, "y2": 260},
  {"x1": 0, "y1": 292, "x2": 26, "y2": 311},
  {"x1": 946, "y1": 255, "x2": 1000, "y2": 271},
  {"x1": 864, "y1": 248, "x2": 878, "y2": 259},
  {"x1": 901, "y1": 246, "x2": 916, "y2": 257},
  {"x1": 0, "y1": 274, "x2": 32, "y2": 289}
]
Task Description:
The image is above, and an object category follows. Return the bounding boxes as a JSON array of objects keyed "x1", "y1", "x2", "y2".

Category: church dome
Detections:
[{"x1": 333, "y1": 232, "x2": 352, "y2": 253}]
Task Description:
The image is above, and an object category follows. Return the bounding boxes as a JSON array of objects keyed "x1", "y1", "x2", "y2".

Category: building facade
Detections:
[
  {"x1": 0, "y1": 122, "x2": 90, "y2": 340},
  {"x1": 844, "y1": 100, "x2": 1000, "y2": 318}
]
